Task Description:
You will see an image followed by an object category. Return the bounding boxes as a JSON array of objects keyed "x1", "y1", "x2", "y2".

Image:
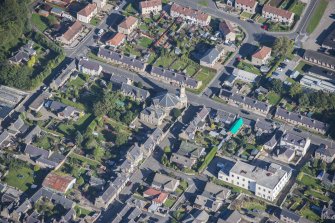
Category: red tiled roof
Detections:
[
  {"x1": 263, "y1": 4, "x2": 293, "y2": 19},
  {"x1": 236, "y1": 0, "x2": 257, "y2": 8},
  {"x1": 106, "y1": 32, "x2": 126, "y2": 46},
  {"x1": 42, "y1": 172, "x2": 75, "y2": 193},
  {"x1": 252, "y1": 46, "x2": 272, "y2": 59},
  {"x1": 140, "y1": 0, "x2": 162, "y2": 9},
  {"x1": 62, "y1": 21, "x2": 83, "y2": 42},
  {"x1": 171, "y1": 3, "x2": 210, "y2": 22},
  {"x1": 153, "y1": 192, "x2": 168, "y2": 204},
  {"x1": 143, "y1": 188, "x2": 168, "y2": 204},
  {"x1": 78, "y1": 3, "x2": 97, "y2": 17},
  {"x1": 119, "y1": 16, "x2": 138, "y2": 29}
]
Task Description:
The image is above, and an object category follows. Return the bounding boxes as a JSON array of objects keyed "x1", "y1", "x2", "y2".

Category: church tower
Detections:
[{"x1": 179, "y1": 84, "x2": 187, "y2": 108}]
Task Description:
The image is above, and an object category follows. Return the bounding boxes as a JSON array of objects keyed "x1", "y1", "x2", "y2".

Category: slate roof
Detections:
[
  {"x1": 275, "y1": 107, "x2": 328, "y2": 132},
  {"x1": 182, "y1": 208, "x2": 209, "y2": 223},
  {"x1": 213, "y1": 109, "x2": 236, "y2": 124},
  {"x1": 23, "y1": 125, "x2": 41, "y2": 144},
  {"x1": 220, "y1": 89, "x2": 270, "y2": 113},
  {"x1": 9, "y1": 116, "x2": 25, "y2": 132},
  {"x1": 281, "y1": 208, "x2": 300, "y2": 221},
  {"x1": 30, "y1": 188, "x2": 74, "y2": 209},
  {"x1": 24, "y1": 144, "x2": 49, "y2": 158},
  {"x1": 152, "y1": 93, "x2": 181, "y2": 109},
  {"x1": 200, "y1": 46, "x2": 224, "y2": 64},
  {"x1": 78, "y1": 59, "x2": 101, "y2": 72},
  {"x1": 29, "y1": 92, "x2": 50, "y2": 111},
  {"x1": 152, "y1": 173, "x2": 179, "y2": 190},
  {"x1": 322, "y1": 27, "x2": 335, "y2": 49},
  {"x1": 304, "y1": 50, "x2": 335, "y2": 67},
  {"x1": 98, "y1": 48, "x2": 145, "y2": 70},
  {"x1": 315, "y1": 143, "x2": 335, "y2": 158},
  {"x1": 170, "y1": 153, "x2": 195, "y2": 168},
  {"x1": 0, "y1": 105, "x2": 12, "y2": 119},
  {"x1": 281, "y1": 132, "x2": 308, "y2": 148},
  {"x1": 202, "y1": 182, "x2": 231, "y2": 200},
  {"x1": 0, "y1": 131, "x2": 10, "y2": 144},
  {"x1": 110, "y1": 73, "x2": 129, "y2": 84},
  {"x1": 120, "y1": 83, "x2": 149, "y2": 100},
  {"x1": 177, "y1": 141, "x2": 204, "y2": 158},
  {"x1": 141, "y1": 106, "x2": 165, "y2": 119},
  {"x1": 150, "y1": 66, "x2": 199, "y2": 88}
]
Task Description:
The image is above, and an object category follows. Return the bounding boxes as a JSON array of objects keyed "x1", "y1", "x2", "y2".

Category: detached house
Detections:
[
  {"x1": 199, "y1": 46, "x2": 225, "y2": 68},
  {"x1": 77, "y1": 3, "x2": 98, "y2": 23},
  {"x1": 78, "y1": 59, "x2": 103, "y2": 76},
  {"x1": 219, "y1": 20, "x2": 236, "y2": 42},
  {"x1": 106, "y1": 32, "x2": 126, "y2": 48},
  {"x1": 262, "y1": 4, "x2": 294, "y2": 25},
  {"x1": 118, "y1": 16, "x2": 138, "y2": 35},
  {"x1": 170, "y1": 3, "x2": 211, "y2": 26},
  {"x1": 57, "y1": 21, "x2": 83, "y2": 45},
  {"x1": 139, "y1": 0, "x2": 162, "y2": 15},
  {"x1": 170, "y1": 141, "x2": 205, "y2": 169},
  {"x1": 251, "y1": 46, "x2": 272, "y2": 66},
  {"x1": 120, "y1": 83, "x2": 150, "y2": 101},
  {"x1": 152, "y1": 173, "x2": 180, "y2": 192},
  {"x1": 235, "y1": 0, "x2": 257, "y2": 14},
  {"x1": 280, "y1": 132, "x2": 311, "y2": 156},
  {"x1": 140, "y1": 106, "x2": 166, "y2": 126}
]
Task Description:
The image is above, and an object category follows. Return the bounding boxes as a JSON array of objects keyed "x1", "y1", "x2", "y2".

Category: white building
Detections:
[
  {"x1": 170, "y1": 3, "x2": 211, "y2": 26},
  {"x1": 300, "y1": 75, "x2": 335, "y2": 93},
  {"x1": 233, "y1": 68, "x2": 258, "y2": 83},
  {"x1": 77, "y1": 3, "x2": 97, "y2": 23},
  {"x1": 139, "y1": 0, "x2": 162, "y2": 15},
  {"x1": 218, "y1": 160, "x2": 291, "y2": 201},
  {"x1": 235, "y1": 0, "x2": 258, "y2": 14},
  {"x1": 93, "y1": 0, "x2": 106, "y2": 10}
]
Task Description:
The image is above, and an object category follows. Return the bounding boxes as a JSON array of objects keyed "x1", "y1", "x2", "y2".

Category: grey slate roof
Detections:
[
  {"x1": 304, "y1": 50, "x2": 335, "y2": 67},
  {"x1": 0, "y1": 105, "x2": 12, "y2": 119},
  {"x1": 281, "y1": 208, "x2": 300, "y2": 221},
  {"x1": 213, "y1": 109, "x2": 236, "y2": 124},
  {"x1": 170, "y1": 153, "x2": 195, "y2": 168},
  {"x1": 315, "y1": 143, "x2": 335, "y2": 157},
  {"x1": 30, "y1": 188, "x2": 74, "y2": 209},
  {"x1": 0, "y1": 131, "x2": 10, "y2": 144},
  {"x1": 23, "y1": 125, "x2": 41, "y2": 144},
  {"x1": 275, "y1": 107, "x2": 328, "y2": 132},
  {"x1": 120, "y1": 83, "x2": 149, "y2": 100},
  {"x1": 322, "y1": 27, "x2": 335, "y2": 49},
  {"x1": 24, "y1": 144, "x2": 49, "y2": 158},
  {"x1": 110, "y1": 73, "x2": 129, "y2": 84},
  {"x1": 141, "y1": 106, "x2": 165, "y2": 119},
  {"x1": 178, "y1": 141, "x2": 204, "y2": 158},
  {"x1": 98, "y1": 48, "x2": 145, "y2": 70},
  {"x1": 200, "y1": 46, "x2": 224, "y2": 64},
  {"x1": 152, "y1": 173, "x2": 179, "y2": 190},
  {"x1": 220, "y1": 89, "x2": 270, "y2": 113},
  {"x1": 281, "y1": 132, "x2": 308, "y2": 148},
  {"x1": 150, "y1": 66, "x2": 199, "y2": 88},
  {"x1": 152, "y1": 93, "x2": 181, "y2": 109},
  {"x1": 78, "y1": 59, "x2": 101, "y2": 72}
]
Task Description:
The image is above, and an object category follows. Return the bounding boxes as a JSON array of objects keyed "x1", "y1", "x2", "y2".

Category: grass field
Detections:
[
  {"x1": 57, "y1": 114, "x2": 93, "y2": 136},
  {"x1": 300, "y1": 206, "x2": 320, "y2": 222},
  {"x1": 31, "y1": 14, "x2": 49, "y2": 32},
  {"x1": 164, "y1": 198, "x2": 176, "y2": 208},
  {"x1": 289, "y1": 1, "x2": 306, "y2": 17},
  {"x1": 69, "y1": 152, "x2": 101, "y2": 167},
  {"x1": 138, "y1": 37, "x2": 153, "y2": 48},
  {"x1": 155, "y1": 55, "x2": 175, "y2": 68},
  {"x1": 267, "y1": 91, "x2": 281, "y2": 105},
  {"x1": 237, "y1": 61, "x2": 261, "y2": 75},
  {"x1": 4, "y1": 166, "x2": 34, "y2": 191},
  {"x1": 306, "y1": 0, "x2": 329, "y2": 34},
  {"x1": 90, "y1": 17, "x2": 101, "y2": 26}
]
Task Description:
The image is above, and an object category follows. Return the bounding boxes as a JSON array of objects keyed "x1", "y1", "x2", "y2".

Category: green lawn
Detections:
[
  {"x1": 289, "y1": 1, "x2": 306, "y2": 17},
  {"x1": 139, "y1": 23, "x2": 149, "y2": 32},
  {"x1": 34, "y1": 134, "x2": 60, "y2": 150},
  {"x1": 164, "y1": 198, "x2": 176, "y2": 208},
  {"x1": 138, "y1": 37, "x2": 153, "y2": 48},
  {"x1": 298, "y1": 173, "x2": 319, "y2": 187},
  {"x1": 59, "y1": 98, "x2": 86, "y2": 111},
  {"x1": 171, "y1": 59, "x2": 188, "y2": 71},
  {"x1": 197, "y1": 0, "x2": 208, "y2": 6},
  {"x1": 242, "y1": 201, "x2": 267, "y2": 210},
  {"x1": 185, "y1": 64, "x2": 199, "y2": 76},
  {"x1": 31, "y1": 14, "x2": 49, "y2": 32},
  {"x1": 57, "y1": 114, "x2": 93, "y2": 136},
  {"x1": 306, "y1": 0, "x2": 329, "y2": 34},
  {"x1": 240, "y1": 11, "x2": 253, "y2": 19},
  {"x1": 300, "y1": 206, "x2": 320, "y2": 222},
  {"x1": 188, "y1": 68, "x2": 216, "y2": 94},
  {"x1": 237, "y1": 61, "x2": 261, "y2": 75},
  {"x1": 4, "y1": 165, "x2": 34, "y2": 191},
  {"x1": 256, "y1": 16, "x2": 267, "y2": 24},
  {"x1": 69, "y1": 152, "x2": 101, "y2": 168},
  {"x1": 74, "y1": 206, "x2": 94, "y2": 218},
  {"x1": 90, "y1": 17, "x2": 101, "y2": 26},
  {"x1": 304, "y1": 189, "x2": 330, "y2": 202},
  {"x1": 121, "y1": 44, "x2": 141, "y2": 57},
  {"x1": 67, "y1": 74, "x2": 87, "y2": 89},
  {"x1": 155, "y1": 55, "x2": 174, "y2": 68},
  {"x1": 266, "y1": 91, "x2": 281, "y2": 105}
]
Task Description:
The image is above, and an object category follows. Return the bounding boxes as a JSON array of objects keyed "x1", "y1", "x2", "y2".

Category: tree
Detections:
[
  {"x1": 137, "y1": 81, "x2": 143, "y2": 88},
  {"x1": 289, "y1": 82, "x2": 302, "y2": 98},
  {"x1": 34, "y1": 165, "x2": 40, "y2": 172},
  {"x1": 77, "y1": 177, "x2": 84, "y2": 186},
  {"x1": 115, "y1": 133, "x2": 128, "y2": 146},
  {"x1": 172, "y1": 108, "x2": 182, "y2": 119},
  {"x1": 93, "y1": 147, "x2": 105, "y2": 162},
  {"x1": 27, "y1": 56, "x2": 36, "y2": 68},
  {"x1": 299, "y1": 93, "x2": 309, "y2": 107},
  {"x1": 164, "y1": 146, "x2": 171, "y2": 154},
  {"x1": 271, "y1": 79, "x2": 283, "y2": 94},
  {"x1": 75, "y1": 131, "x2": 83, "y2": 146},
  {"x1": 272, "y1": 37, "x2": 292, "y2": 58}
]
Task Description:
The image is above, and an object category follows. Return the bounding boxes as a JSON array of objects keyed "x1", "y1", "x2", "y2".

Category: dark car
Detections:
[{"x1": 126, "y1": 181, "x2": 132, "y2": 186}]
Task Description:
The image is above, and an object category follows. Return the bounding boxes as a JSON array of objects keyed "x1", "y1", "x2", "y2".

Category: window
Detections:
[
  {"x1": 242, "y1": 178, "x2": 245, "y2": 181},
  {"x1": 226, "y1": 178, "x2": 228, "y2": 181},
  {"x1": 237, "y1": 182, "x2": 239, "y2": 185},
  {"x1": 237, "y1": 176, "x2": 239, "y2": 179},
  {"x1": 231, "y1": 174, "x2": 234, "y2": 177}
]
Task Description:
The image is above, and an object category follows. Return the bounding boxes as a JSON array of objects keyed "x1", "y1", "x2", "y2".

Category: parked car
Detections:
[{"x1": 261, "y1": 25, "x2": 268, "y2": 30}]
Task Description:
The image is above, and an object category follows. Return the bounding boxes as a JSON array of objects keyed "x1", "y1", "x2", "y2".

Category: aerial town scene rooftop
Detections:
[{"x1": 0, "y1": 0, "x2": 335, "y2": 222}]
